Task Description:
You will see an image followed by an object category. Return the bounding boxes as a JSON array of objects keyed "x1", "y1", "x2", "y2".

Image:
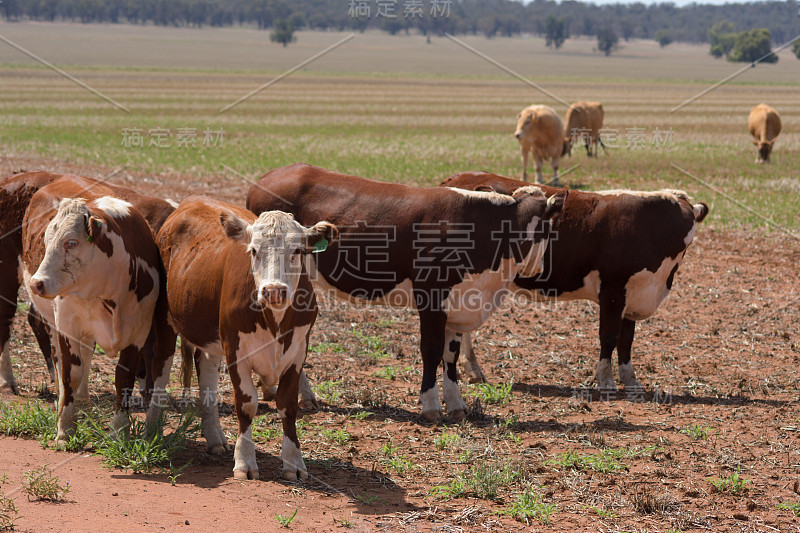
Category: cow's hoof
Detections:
[
  {"x1": 209, "y1": 444, "x2": 228, "y2": 455},
  {"x1": 421, "y1": 409, "x2": 443, "y2": 421},
  {"x1": 448, "y1": 409, "x2": 466, "y2": 421},
  {"x1": 0, "y1": 382, "x2": 19, "y2": 395},
  {"x1": 233, "y1": 468, "x2": 258, "y2": 480},
  {"x1": 299, "y1": 397, "x2": 319, "y2": 410},
  {"x1": 466, "y1": 372, "x2": 487, "y2": 385},
  {"x1": 283, "y1": 469, "x2": 308, "y2": 481}
]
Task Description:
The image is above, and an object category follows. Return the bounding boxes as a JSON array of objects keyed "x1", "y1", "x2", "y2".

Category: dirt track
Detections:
[{"x1": 1, "y1": 159, "x2": 800, "y2": 532}]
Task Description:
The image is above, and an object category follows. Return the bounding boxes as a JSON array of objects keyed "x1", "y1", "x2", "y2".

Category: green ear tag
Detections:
[
  {"x1": 87, "y1": 235, "x2": 93, "y2": 243},
  {"x1": 312, "y1": 237, "x2": 329, "y2": 253}
]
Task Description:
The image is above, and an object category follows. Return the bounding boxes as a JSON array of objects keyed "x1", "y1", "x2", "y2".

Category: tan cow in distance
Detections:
[
  {"x1": 514, "y1": 104, "x2": 564, "y2": 185},
  {"x1": 564, "y1": 101, "x2": 606, "y2": 158},
  {"x1": 748, "y1": 103, "x2": 781, "y2": 163}
]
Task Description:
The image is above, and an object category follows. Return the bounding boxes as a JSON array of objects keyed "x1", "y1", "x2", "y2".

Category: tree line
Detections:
[{"x1": 1, "y1": 0, "x2": 798, "y2": 50}]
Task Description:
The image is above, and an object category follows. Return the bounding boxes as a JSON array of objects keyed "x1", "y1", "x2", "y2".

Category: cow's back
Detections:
[
  {"x1": 565, "y1": 101, "x2": 604, "y2": 137},
  {"x1": 748, "y1": 103, "x2": 781, "y2": 141},
  {"x1": 157, "y1": 196, "x2": 255, "y2": 349}
]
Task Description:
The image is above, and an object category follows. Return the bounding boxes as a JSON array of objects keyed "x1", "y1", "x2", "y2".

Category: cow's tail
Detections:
[{"x1": 693, "y1": 202, "x2": 709, "y2": 223}]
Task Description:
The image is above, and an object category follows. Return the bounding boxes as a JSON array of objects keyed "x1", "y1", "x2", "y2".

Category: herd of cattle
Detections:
[{"x1": 2, "y1": 98, "x2": 781, "y2": 481}]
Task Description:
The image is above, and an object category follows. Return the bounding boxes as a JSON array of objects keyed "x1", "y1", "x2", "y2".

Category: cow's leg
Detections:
[
  {"x1": 112, "y1": 344, "x2": 141, "y2": 434},
  {"x1": 196, "y1": 352, "x2": 227, "y2": 454},
  {"x1": 55, "y1": 333, "x2": 91, "y2": 441},
  {"x1": 598, "y1": 137, "x2": 608, "y2": 156},
  {"x1": 145, "y1": 291, "x2": 177, "y2": 429},
  {"x1": 442, "y1": 328, "x2": 467, "y2": 420},
  {"x1": 533, "y1": 157, "x2": 545, "y2": 185},
  {"x1": 584, "y1": 139, "x2": 592, "y2": 157},
  {"x1": 460, "y1": 332, "x2": 487, "y2": 384},
  {"x1": 418, "y1": 308, "x2": 447, "y2": 421},
  {"x1": 596, "y1": 287, "x2": 626, "y2": 392},
  {"x1": 228, "y1": 357, "x2": 259, "y2": 480},
  {"x1": 521, "y1": 147, "x2": 529, "y2": 181},
  {"x1": 616, "y1": 318, "x2": 643, "y2": 391},
  {"x1": 551, "y1": 157, "x2": 560, "y2": 186},
  {"x1": 27, "y1": 304, "x2": 55, "y2": 383},
  {"x1": 297, "y1": 370, "x2": 318, "y2": 410},
  {"x1": 74, "y1": 341, "x2": 94, "y2": 403},
  {"x1": 0, "y1": 257, "x2": 20, "y2": 394},
  {"x1": 276, "y1": 367, "x2": 308, "y2": 481}
]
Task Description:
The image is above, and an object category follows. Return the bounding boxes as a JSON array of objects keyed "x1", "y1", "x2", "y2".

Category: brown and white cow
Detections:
[
  {"x1": 247, "y1": 163, "x2": 566, "y2": 420},
  {"x1": 515, "y1": 104, "x2": 565, "y2": 185},
  {"x1": 748, "y1": 103, "x2": 781, "y2": 163},
  {"x1": 22, "y1": 178, "x2": 168, "y2": 440},
  {"x1": 1, "y1": 172, "x2": 176, "y2": 398},
  {"x1": 157, "y1": 196, "x2": 336, "y2": 480},
  {"x1": 441, "y1": 172, "x2": 708, "y2": 392},
  {"x1": 563, "y1": 101, "x2": 606, "y2": 158}
]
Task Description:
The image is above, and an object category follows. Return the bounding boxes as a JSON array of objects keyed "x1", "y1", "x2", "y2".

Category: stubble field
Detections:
[{"x1": 0, "y1": 23, "x2": 799, "y2": 532}]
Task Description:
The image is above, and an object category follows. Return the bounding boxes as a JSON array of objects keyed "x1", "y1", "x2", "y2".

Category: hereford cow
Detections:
[
  {"x1": 563, "y1": 101, "x2": 606, "y2": 158},
  {"x1": 157, "y1": 196, "x2": 337, "y2": 480},
  {"x1": 515, "y1": 105, "x2": 565, "y2": 185},
  {"x1": 247, "y1": 163, "x2": 566, "y2": 420},
  {"x1": 441, "y1": 172, "x2": 708, "y2": 392},
  {"x1": 0, "y1": 172, "x2": 175, "y2": 397},
  {"x1": 22, "y1": 178, "x2": 168, "y2": 440},
  {"x1": 748, "y1": 104, "x2": 781, "y2": 163}
]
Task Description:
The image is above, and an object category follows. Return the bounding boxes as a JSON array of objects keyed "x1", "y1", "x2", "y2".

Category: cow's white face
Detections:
[
  {"x1": 221, "y1": 211, "x2": 337, "y2": 309},
  {"x1": 29, "y1": 198, "x2": 103, "y2": 299}
]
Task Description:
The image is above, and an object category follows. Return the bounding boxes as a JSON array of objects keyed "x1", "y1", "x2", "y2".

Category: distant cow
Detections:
[
  {"x1": 515, "y1": 105, "x2": 564, "y2": 185},
  {"x1": 441, "y1": 172, "x2": 708, "y2": 392},
  {"x1": 1, "y1": 172, "x2": 175, "y2": 399},
  {"x1": 157, "y1": 196, "x2": 337, "y2": 480},
  {"x1": 22, "y1": 178, "x2": 166, "y2": 441},
  {"x1": 563, "y1": 101, "x2": 606, "y2": 158},
  {"x1": 247, "y1": 163, "x2": 566, "y2": 420},
  {"x1": 748, "y1": 104, "x2": 781, "y2": 163}
]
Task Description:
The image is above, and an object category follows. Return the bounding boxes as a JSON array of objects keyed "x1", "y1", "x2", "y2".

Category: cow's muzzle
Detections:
[
  {"x1": 514, "y1": 132, "x2": 522, "y2": 139},
  {"x1": 29, "y1": 278, "x2": 50, "y2": 299},
  {"x1": 260, "y1": 284, "x2": 289, "y2": 307}
]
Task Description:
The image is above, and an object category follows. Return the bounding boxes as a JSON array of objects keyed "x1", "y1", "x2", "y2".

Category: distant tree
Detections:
[
  {"x1": 289, "y1": 12, "x2": 306, "y2": 29},
  {"x1": 270, "y1": 19, "x2": 296, "y2": 47},
  {"x1": 729, "y1": 28, "x2": 777, "y2": 63},
  {"x1": 596, "y1": 27, "x2": 618, "y2": 56},
  {"x1": 708, "y1": 20, "x2": 736, "y2": 59},
  {"x1": 793, "y1": 39, "x2": 800, "y2": 60},
  {"x1": 655, "y1": 29, "x2": 673, "y2": 48},
  {"x1": 544, "y1": 15, "x2": 566, "y2": 50},
  {"x1": 620, "y1": 18, "x2": 634, "y2": 42}
]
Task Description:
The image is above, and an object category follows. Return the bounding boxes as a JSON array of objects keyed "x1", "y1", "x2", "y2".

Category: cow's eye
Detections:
[
  {"x1": 293, "y1": 248, "x2": 303, "y2": 255},
  {"x1": 64, "y1": 239, "x2": 78, "y2": 250},
  {"x1": 250, "y1": 249, "x2": 257, "y2": 258}
]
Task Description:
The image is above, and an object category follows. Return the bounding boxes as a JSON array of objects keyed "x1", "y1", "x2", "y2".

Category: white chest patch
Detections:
[
  {"x1": 623, "y1": 253, "x2": 684, "y2": 320},
  {"x1": 235, "y1": 322, "x2": 311, "y2": 390}
]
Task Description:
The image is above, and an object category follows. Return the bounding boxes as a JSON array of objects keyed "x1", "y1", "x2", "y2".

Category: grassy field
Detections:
[{"x1": 0, "y1": 23, "x2": 798, "y2": 232}]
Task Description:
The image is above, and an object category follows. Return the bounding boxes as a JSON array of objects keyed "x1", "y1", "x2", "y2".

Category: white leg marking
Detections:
[
  {"x1": 0, "y1": 339, "x2": 18, "y2": 394},
  {"x1": 281, "y1": 435, "x2": 308, "y2": 481},
  {"x1": 298, "y1": 370, "x2": 318, "y2": 410},
  {"x1": 233, "y1": 372, "x2": 259, "y2": 480},
  {"x1": 619, "y1": 362, "x2": 643, "y2": 391},
  {"x1": 595, "y1": 359, "x2": 617, "y2": 392},
  {"x1": 442, "y1": 331, "x2": 466, "y2": 420},
  {"x1": 420, "y1": 387, "x2": 442, "y2": 420},
  {"x1": 233, "y1": 426, "x2": 258, "y2": 480},
  {"x1": 196, "y1": 354, "x2": 227, "y2": 454}
]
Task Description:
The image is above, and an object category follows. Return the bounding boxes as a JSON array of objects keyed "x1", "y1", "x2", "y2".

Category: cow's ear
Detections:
[
  {"x1": 305, "y1": 221, "x2": 338, "y2": 253},
  {"x1": 752, "y1": 139, "x2": 759, "y2": 145},
  {"x1": 768, "y1": 139, "x2": 776, "y2": 145},
  {"x1": 87, "y1": 215, "x2": 103, "y2": 243},
  {"x1": 220, "y1": 211, "x2": 251, "y2": 243}
]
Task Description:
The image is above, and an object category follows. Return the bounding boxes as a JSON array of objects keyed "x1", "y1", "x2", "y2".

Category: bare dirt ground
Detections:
[{"x1": 1, "y1": 158, "x2": 800, "y2": 532}]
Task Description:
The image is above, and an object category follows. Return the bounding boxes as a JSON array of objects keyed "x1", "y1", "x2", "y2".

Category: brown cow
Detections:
[
  {"x1": 514, "y1": 105, "x2": 564, "y2": 184},
  {"x1": 1, "y1": 172, "x2": 175, "y2": 397},
  {"x1": 563, "y1": 101, "x2": 606, "y2": 158},
  {"x1": 748, "y1": 103, "x2": 781, "y2": 163},
  {"x1": 157, "y1": 196, "x2": 336, "y2": 480},
  {"x1": 441, "y1": 172, "x2": 708, "y2": 392},
  {"x1": 247, "y1": 163, "x2": 566, "y2": 420},
  {"x1": 22, "y1": 178, "x2": 169, "y2": 440}
]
